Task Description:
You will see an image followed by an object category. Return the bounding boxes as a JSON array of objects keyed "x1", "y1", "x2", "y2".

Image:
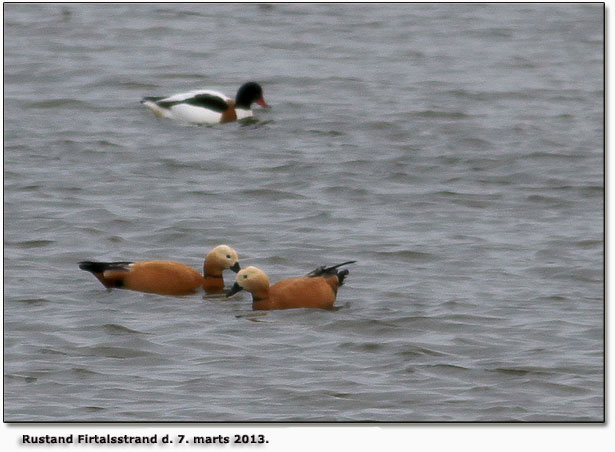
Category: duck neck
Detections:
[
  {"x1": 203, "y1": 259, "x2": 223, "y2": 279},
  {"x1": 252, "y1": 294, "x2": 274, "y2": 310},
  {"x1": 250, "y1": 286, "x2": 270, "y2": 304},
  {"x1": 235, "y1": 92, "x2": 253, "y2": 110},
  {"x1": 203, "y1": 275, "x2": 224, "y2": 293}
]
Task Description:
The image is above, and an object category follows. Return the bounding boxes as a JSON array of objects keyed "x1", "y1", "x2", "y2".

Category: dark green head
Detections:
[{"x1": 236, "y1": 82, "x2": 268, "y2": 109}]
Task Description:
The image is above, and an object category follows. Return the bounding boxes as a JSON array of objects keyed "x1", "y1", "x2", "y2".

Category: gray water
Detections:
[{"x1": 3, "y1": 3, "x2": 604, "y2": 422}]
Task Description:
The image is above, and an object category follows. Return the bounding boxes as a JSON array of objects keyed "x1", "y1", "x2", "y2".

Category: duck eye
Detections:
[
  {"x1": 226, "y1": 254, "x2": 231, "y2": 258},
  {"x1": 243, "y1": 275, "x2": 248, "y2": 279}
]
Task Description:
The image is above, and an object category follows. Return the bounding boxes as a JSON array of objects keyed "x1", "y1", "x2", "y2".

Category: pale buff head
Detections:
[
  {"x1": 226, "y1": 266, "x2": 270, "y2": 297},
  {"x1": 206, "y1": 245, "x2": 240, "y2": 272}
]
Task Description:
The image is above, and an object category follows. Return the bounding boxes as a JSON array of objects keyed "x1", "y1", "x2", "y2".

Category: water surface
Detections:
[{"x1": 3, "y1": 3, "x2": 604, "y2": 421}]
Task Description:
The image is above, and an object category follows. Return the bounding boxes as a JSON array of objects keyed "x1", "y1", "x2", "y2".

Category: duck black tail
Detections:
[
  {"x1": 78, "y1": 261, "x2": 133, "y2": 274},
  {"x1": 337, "y1": 269, "x2": 350, "y2": 286},
  {"x1": 141, "y1": 96, "x2": 164, "y2": 104}
]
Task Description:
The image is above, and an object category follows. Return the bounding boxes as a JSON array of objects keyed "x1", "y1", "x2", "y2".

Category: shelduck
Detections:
[
  {"x1": 79, "y1": 245, "x2": 240, "y2": 295},
  {"x1": 141, "y1": 82, "x2": 268, "y2": 124},
  {"x1": 227, "y1": 261, "x2": 355, "y2": 310}
]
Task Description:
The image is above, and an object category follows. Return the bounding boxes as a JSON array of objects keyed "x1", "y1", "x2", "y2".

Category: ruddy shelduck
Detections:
[
  {"x1": 226, "y1": 261, "x2": 355, "y2": 310},
  {"x1": 141, "y1": 81, "x2": 268, "y2": 124},
  {"x1": 79, "y1": 245, "x2": 240, "y2": 296}
]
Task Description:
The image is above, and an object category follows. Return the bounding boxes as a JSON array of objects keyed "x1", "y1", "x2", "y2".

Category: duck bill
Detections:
[
  {"x1": 226, "y1": 282, "x2": 244, "y2": 297},
  {"x1": 257, "y1": 96, "x2": 269, "y2": 108},
  {"x1": 230, "y1": 262, "x2": 241, "y2": 273}
]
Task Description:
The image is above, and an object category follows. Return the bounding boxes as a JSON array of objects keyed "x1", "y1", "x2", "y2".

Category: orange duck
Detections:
[
  {"x1": 79, "y1": 245, "x2": 240, "y2": 296},
  {"x1": 226, "y1": 261, "x2": 355, "y2": 310}
]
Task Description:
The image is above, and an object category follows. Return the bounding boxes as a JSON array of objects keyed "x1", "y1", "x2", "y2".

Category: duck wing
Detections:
[{"x1": 306, "y1": 261, "x2": 356, "y2": 277}]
